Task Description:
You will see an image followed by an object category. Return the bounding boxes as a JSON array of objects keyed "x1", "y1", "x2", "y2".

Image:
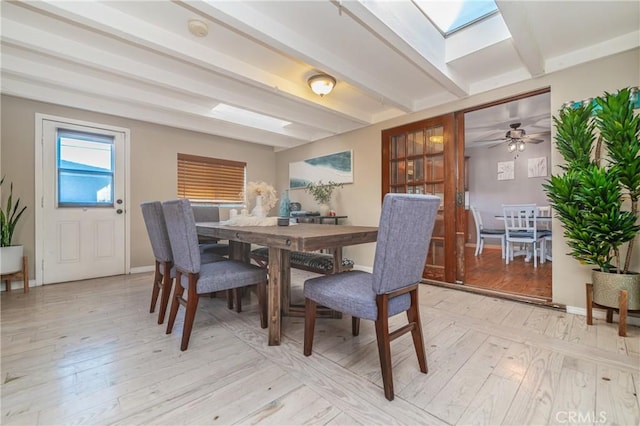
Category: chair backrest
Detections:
[
  {"x1": 162, "y1": 199, "x2": 202, "y2": 274},
  {"x1": 502, "y1": 204, "x2": 538, "y2": 239},
  {"x1": 140, "y1": 201, "x2": 173, "y2": 263},
  {"x1": 191, "y1": 204, "x2": 221, "y2": 222},
  {"x1": 372, "y1": 194, "x2": 440, "y2": 295},
  {"x1": 469, "y1": 205, "x2": 483, "y2": 234}
]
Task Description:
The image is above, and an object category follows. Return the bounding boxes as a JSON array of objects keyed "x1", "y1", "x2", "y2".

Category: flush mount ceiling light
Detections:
[
  {"x1": 307, "y1": 74, "x2": 336, "y2": 97},
  {"x1": 188, "y1": 19, "x2": 208, "y2": 37}
]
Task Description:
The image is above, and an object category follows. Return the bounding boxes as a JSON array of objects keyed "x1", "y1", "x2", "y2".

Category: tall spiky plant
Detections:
[
  {"x1": 0, "y1": 176, "x2": 27, "y2": 247},
  {"x1": 543, "y1": 88, "x2": 640, "y2": 273}
]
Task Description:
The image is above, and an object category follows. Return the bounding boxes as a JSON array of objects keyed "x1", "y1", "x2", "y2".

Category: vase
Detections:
[
  {"x1": 279, "y1": 190, "x2": 290, "y2": 217},
  {"x1": 318, "y1": 203, "x2": 330, "y2": 216},
  {"x1": 252, "y1": 195, "x2": 265, "y2": 217}
]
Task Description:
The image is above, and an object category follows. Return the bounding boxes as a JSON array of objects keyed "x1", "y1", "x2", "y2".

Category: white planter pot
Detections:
[{"x1": 1, "y1": 246, "x2": 23, "y2": 274}]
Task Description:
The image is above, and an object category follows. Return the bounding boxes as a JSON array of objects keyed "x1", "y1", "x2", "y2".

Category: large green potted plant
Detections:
[
  {"x1": 544, "y1": 87, "x2": 640, "y2": 309},
  {"x1": 0, "y1": 176, "x2": 27, "y2": 274}
]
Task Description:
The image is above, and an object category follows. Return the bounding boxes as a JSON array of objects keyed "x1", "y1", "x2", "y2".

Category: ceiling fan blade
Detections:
[
  {"x1": 526, "y1": 138, "x2": 544, "y2": 144},
  {"x1": 473, "y1": 137, "x2": 506, "y2": 143},
  {"x1": 488, "y1": 141, "x2": 505, "y2": 149}
]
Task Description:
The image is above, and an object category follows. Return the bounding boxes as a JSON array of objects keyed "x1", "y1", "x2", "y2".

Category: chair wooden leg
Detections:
[
  {"x1": 258, "y1": 281, "x2": 267, "y2": 329},
  {"x1": 375, "y1": 294, "x2": 394, "y2": 401},
  {"x1": 150, "y1": 261, "x2": 161, "y2": 313},
  {"x1": 606, "y1": 308, "x2": 613, "y2": 323},
  {"x1": 157, "y1": 267, "x2": 174, "y2": 325},
  {"x1": 180, "y1": 274, "x2": 200, "y2": 351},
  {"x1": 303, "y1": 298, "x2": 317, "y2": 356},
  {"x1": 227, "y1": 289, "x2": 234, "y2": 310},
  {"x1": 352, "y1": 317, "x2": 360, "y2": 336},
  {"x1": 408, "y1": 289, "x2": 428, "y2": 374},
  {"x1": 166, "y1": 272, "x2": 184, "y2": 334},
  {"x1": 234, "y1": 288, "x2": 242, "y2": 313}
]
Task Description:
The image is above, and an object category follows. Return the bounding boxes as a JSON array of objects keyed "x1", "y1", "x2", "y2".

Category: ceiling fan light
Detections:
[
  {"x1": 308, "y1": 74, "x2": 336, "y2": 97},
  {"x1": 517, "y1": 140, "x2": 526, "y2": 151},
  {"x1": 508, "y1": 140, "x2": 517, "y2": 152}
]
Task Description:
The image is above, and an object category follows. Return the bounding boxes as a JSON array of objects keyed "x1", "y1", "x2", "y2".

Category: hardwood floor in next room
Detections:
[
  {"x1": 2, "y1": 270, "x2": 638, "y2": 425},
  {"x1": 464, "y1": 246, "x2": 552, "y2": 300}
]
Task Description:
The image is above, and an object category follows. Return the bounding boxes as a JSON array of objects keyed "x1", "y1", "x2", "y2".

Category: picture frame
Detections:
[{"x1": 289, "y1": 150, "x2": 353, "y2": 189}]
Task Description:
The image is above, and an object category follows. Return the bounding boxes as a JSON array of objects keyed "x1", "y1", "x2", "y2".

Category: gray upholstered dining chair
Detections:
[
  {"x1": 162, "y1": 199, "x2": 267, "y2": 351},
  {"x1": 141, "y1": 201, "x2": 226, "y2": 325},
  {"x1": 303, "y1": 193, "x2": 440, "y2": 401},
  {"x1": 191, "y1": 203, "x2": 230, "y2": 256}
]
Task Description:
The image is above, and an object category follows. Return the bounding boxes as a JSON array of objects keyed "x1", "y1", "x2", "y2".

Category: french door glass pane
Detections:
[
  {"x1": 57, "y1": 130, "x2": 115, "y2": 206},
  {"x1": 426, "y1": 126, "x2": 444, "y2": 154},
  {"x1": 426, "y1": 157, "x2": 444, "y2": 181},
  {"x1": 391, "y1": 135, "x2": 405, "y2": 159}
]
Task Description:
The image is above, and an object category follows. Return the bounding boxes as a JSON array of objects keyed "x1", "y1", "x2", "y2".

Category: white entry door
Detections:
[{"x1": 38, "y1": 117, "x2": 128, "y2": 284}]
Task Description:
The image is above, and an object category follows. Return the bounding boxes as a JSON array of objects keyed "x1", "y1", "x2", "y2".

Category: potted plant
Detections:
[
  {"x1": 304, "y1": 180, "x2": 343, "y2": 216},
  {"x1": 544, "y1": 87, "x2": 640, "y2": 310},
  {"x1": 1, "y1": 176, "x2": 27, "y2": 274}
]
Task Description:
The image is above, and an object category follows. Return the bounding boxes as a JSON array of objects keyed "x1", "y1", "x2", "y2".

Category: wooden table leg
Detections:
[
  {"x1": 267, "y1": 247, "x2": 282, "y2": 346},
  {"x1": 586, "y1": 283, "x2": 593, "y2": 325},
  {"x1": 280, "y1": 252, "x2": 290, "y2": 316},
  {"x1": 618, "y1": 290, "x2": 628, "y2": 337}
]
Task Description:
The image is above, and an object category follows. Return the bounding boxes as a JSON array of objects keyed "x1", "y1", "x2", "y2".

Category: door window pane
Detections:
[{"x1": 57, "y1": 130, "x2": 114, "y2": 207}]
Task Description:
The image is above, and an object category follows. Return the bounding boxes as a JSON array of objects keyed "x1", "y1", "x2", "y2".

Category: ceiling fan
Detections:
[{"x1": 487, "y1": 122, "x2": 546, "y2": 152}]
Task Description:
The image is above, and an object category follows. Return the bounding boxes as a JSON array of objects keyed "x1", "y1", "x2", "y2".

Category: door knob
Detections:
[{"x1": 116, "y1": 209, "x2": 123, "y2": 214}]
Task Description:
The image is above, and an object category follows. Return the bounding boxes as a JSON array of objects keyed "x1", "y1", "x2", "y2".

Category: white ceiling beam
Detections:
[
  {"x1": 495, "y1": 1, "x2": 545, "y2": 77},
  {"x1": 183, "y1": 0, "x2": 413, "y2": 113},
  {"x1": 545, "y1": 30, "x2": 640, "y2": 74},
  {"x1": 1, "y1": 74, "x2": 306, "y2": 150},
  {"x1": 0, "y1": 18, "x2": 361, "y2": 136},
  {"x1": 16, "y1": 0, "x2": 373, "y2": 125},
  {"x1": 339, "y1": 0, "x2": 468, "y2": 98},
  {"x1": 1, "y1": 51, "x2": 341, "y2": 143}
]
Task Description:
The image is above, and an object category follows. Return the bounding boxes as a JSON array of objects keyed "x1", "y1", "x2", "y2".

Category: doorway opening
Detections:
[{"x1": 462, "y1": 89, "x2": 552, "y2": 300}]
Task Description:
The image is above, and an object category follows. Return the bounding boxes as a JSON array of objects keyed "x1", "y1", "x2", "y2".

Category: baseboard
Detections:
[
  {"x1": 130, "y1": 265, "x2": 155, "y2": 274},
  {"x1": 353, "y1": 264, "x2": 373, "y2": 273},
  {"x1": 566, "y1": 305, "x2": 640, "y2": 326}
]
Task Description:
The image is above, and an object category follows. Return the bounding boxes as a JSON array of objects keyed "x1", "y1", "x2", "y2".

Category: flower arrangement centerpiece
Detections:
[
  {"x1": 245, "y1": 181, "x2": 277, "y2": 217},
  {"x1": 304, "y1": 180, "x2": 343, "y2": 215}
]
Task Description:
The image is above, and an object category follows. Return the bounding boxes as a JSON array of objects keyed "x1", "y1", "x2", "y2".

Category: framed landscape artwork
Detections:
[{"x1": 289, "y1": 150, "x2": 353, "y2": 189}]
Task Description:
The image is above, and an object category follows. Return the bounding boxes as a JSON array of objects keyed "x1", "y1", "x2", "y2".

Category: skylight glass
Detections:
[
  {"x1": 211, "y1": 104, "x2": 291, "y2": 132},
  {"x1": 415, "y1": 0, "x2": 498, "y2": 36}
]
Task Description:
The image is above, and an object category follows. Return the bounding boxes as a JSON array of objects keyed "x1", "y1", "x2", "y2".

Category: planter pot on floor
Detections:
[
  {"x1": 1, "y1": 245, "x2": 23, "y2": 275},
  {"x1": 592, "y1": 269, "x2": 640, "y2": 310}
]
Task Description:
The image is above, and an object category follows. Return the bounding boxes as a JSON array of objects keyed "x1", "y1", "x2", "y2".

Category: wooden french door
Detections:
[{"x1": 382, "y1": 113, "x2": 464, "y2": 283}]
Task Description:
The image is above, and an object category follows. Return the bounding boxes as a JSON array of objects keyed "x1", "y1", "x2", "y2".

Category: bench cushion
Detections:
[{"x1": 251, "y1": 247, "x2": 354, "y2": 274}]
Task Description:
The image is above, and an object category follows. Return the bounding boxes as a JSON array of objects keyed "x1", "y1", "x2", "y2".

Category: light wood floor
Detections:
[{"x1": 2, "y1": 270, "x2": 639, "y2": 425}]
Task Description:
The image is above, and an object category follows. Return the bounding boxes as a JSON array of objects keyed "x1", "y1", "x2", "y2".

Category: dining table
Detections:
[{"x1": 196, "y1": 222, "x2": 378, "y2": 346}]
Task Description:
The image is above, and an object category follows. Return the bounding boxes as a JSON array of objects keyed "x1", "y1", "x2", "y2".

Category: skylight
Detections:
[
  {"x1": 211, "y1": 104, "x2": 291, "y2": 132},
  {"x1": 415, "y1": 0, "x2": 499, "y2": 36}
]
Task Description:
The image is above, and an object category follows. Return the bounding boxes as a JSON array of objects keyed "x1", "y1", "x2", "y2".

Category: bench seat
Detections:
[{"x1": 250, "y1": 247, "x2": 354, "y2": 274}]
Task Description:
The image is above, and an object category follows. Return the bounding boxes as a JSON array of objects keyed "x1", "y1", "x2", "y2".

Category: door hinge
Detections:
[{"x1": 455, "y1": 192, "x2": 465, "y2": 206}]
